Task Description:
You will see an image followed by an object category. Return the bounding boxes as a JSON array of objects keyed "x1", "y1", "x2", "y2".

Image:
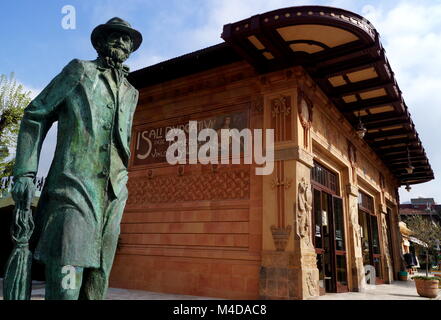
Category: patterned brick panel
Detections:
[{"x1": 127, "y1": 169, "x2": 250, "y2": 204}]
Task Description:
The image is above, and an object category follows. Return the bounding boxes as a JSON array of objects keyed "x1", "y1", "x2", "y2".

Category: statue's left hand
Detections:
[{"x1": 11, "y1": 176, "x2": 36, "y2": 210}]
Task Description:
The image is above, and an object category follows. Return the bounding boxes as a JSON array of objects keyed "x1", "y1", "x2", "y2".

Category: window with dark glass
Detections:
[
  {"x1": 311, "y1": 162, "x2": 339, "y2": 194},
  {"x1": 311, "y1": 162, "x2": 347, "y2": 293},
  {"x1": 313, "y1": 189, "x2": 323, "y2": 249},
  {"x1": 358, "y1": 191, "x2": 374, "y2": 213},
  {"x1": 333, "y1": 198, "x2": 345, "y2": 251},
  {"x1": 336, "y1": 255, "x2": 348, "y2": 286},
  {"x1": 358, "y1": 210, "x2": 372, "y2": 265},
  {"x1": 358, "y1": 191, "x2": 383, "y2": 281},
  {"x1": 371, "y1": 217, "x2": 380, "y2": 254}
]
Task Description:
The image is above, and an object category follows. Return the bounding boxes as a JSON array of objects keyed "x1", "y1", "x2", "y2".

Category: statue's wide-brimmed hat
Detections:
[{"x1": 91, "y1": 17, "x2": 142, "y2": 52}]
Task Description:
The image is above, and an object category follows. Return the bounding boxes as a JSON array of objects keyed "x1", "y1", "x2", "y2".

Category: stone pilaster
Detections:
[
  {"x1": 259, "y1": 74, "x2": 319, "y2": 300},
  {"x1": 260, "y1": 150, "x2": 319, "y2": 299},
  {"x1": 260, "y1": 88, "x2": 298, "y2": 299},
  {"x1": 293, "y1": 148, "x2": 320, "y2": 299},
  {"x1": 345, "y1": 184, "x2": 366, "y2": 292},
  {"x1": 379, "y1": 204, "x2": 394, "y2": 283}
]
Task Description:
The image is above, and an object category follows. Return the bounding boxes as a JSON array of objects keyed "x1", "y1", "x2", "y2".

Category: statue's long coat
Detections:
[{"x1": 14, "y1": 59, "x2": 139, "y2": 267}]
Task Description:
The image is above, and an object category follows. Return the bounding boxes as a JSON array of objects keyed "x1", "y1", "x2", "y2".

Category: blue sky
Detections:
[{"x1": 1, "y1": 0, "x2": 440, "y2": 203}]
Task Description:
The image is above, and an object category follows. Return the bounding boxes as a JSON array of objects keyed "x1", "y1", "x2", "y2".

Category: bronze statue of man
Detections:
[{"x1": 11, "y1": 18, "x2": 142, "y2": 300}]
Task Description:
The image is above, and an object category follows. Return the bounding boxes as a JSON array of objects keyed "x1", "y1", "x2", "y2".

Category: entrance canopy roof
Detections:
[
  {"x1": 130, "y1": 6, "x2": 433, "y2": 186},
  {"x1": 221, "y1": 6, "x2": 433, "y2": 186}
]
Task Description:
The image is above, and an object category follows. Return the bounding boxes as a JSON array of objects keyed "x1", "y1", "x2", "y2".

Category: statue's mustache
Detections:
[{"x1": 110, "y1": 44, "x2": 129, "y2": 54}]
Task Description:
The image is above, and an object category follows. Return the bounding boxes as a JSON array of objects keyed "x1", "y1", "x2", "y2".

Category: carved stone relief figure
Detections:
[
  {"x1": 306, "y1": 271, "x2": 318, "y2": 296},
  {"x1": 297, "y1": 178, "x2": 312, "y2": 246},
  {"x1": 353, "y1": 223, "x2": 362, "y2": 250},
  {"x1": 351, "y1": 203, "x2": 361, "y2": 250},
  {"x1": 381, "y1": 214, "x2": 391, "y2": 262}
]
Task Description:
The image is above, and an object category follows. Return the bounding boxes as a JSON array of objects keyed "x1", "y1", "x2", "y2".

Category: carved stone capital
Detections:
[
  {"x1": 270, "y1": 225, "x2": 292, "y2": 252},
  {"x1": 295, "y1": 147, "x2": 314, "y2": 168},
  {"x1": 286, "y1": 146, "x2": 314, "y2": 167},
  {"x1": 346, "y1": 184, "x2": 358, "y2": 197},
  {"x1": 274, "y1": 146, "x2": 313, "y2": 168}
]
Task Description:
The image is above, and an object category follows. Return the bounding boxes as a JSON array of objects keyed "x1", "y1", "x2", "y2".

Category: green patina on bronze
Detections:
[{"x1": 4, "y1": 17, "x2": 143, "y2": 300}]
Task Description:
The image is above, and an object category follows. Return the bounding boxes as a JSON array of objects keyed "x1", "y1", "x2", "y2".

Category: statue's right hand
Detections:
[{"x1": 11, "y1": 176, "x2": 36, "y2": 210}]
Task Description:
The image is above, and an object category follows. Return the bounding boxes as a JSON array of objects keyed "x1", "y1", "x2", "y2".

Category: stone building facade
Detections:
[{"x1": 109, "y1": 6, "x2": 433, "y2": 299}]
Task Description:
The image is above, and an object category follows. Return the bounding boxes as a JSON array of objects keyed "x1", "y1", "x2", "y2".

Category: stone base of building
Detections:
[{"x1": 259, "y1": 249, "x2": 319, "y2": 300}]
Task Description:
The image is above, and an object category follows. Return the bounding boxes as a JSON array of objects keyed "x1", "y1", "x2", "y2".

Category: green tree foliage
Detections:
[
  {"x1": 405, "y1": 214, "x2": 441, "y2": 276},
  {"x1": 0, "y1": 73, "x2": 32, "y2": 177}
]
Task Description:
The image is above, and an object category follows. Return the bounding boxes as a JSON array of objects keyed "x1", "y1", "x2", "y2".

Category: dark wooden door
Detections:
[{"x1": 312, "y1": 188, "x2": 348, "y2": 293}]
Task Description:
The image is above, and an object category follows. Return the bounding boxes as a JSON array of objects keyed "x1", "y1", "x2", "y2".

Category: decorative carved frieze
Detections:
[
  {"x1": 301, "y1": 253, "x2": 318, "y2": 268},
  {"x1": 306, "y1": 272, "x2": 318, "y2": 297},
  {"x1": 271, "y1": 178, "x2": 292, "y2": 190},
  {"x1": 127, "y1": 167, "x2": 250, "y2": 204},
  {"x1": 271, "y1": 96, "x2": 292, "y2": 142}
]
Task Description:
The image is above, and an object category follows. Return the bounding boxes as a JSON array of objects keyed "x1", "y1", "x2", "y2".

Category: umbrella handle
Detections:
[
  {"x1": 10, "y1": 206, "x2": 35, "y2": 245},
  {"x1": 11, "y1": 176, "x2": 36, "y2": 212}
]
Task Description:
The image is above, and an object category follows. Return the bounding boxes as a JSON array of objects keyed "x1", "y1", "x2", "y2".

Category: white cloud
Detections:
[
  {"x1": 362, "y1": 1, "x2": 441, "y2": 202},
  {"x1": 180, "y1": 0, "x2": 314, "y2": 49},
  {"x1": 127, "y1": 52, "x2": 165, "y2": 72}
]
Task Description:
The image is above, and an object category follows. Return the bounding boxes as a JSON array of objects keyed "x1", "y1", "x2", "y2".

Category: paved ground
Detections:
[
  {"x1": 106, "y1": 288, "x2": 220, "y2": 300},
  {"x1": 309, "y1": 279, "x2": 440, "y2": 300},
  {"x1": 0, "y1": 278, "x2": 439, "y2": 300},
  {"x1": 0, "y1": 279, "x2": 218, "y2": 300}
]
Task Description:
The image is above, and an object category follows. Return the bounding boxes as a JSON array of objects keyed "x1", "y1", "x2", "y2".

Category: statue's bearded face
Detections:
[{"x1": 98, "y1": 31, "x2": 133, "y2": 64}]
